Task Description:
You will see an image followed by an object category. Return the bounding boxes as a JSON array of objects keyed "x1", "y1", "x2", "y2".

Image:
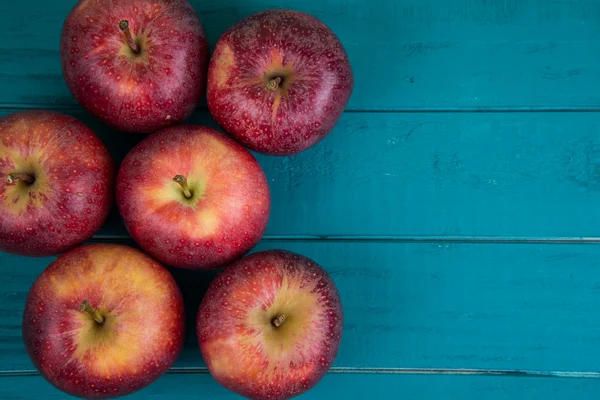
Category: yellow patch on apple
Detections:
[{"x1": 214, "y1": 45, "x2": 235, "y2": 88}]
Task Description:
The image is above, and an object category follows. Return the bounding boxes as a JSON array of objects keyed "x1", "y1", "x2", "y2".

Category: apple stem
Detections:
[
  {"x1": 266, "y1": 77, "x2": 282, "y2": 91},
  {"x1": 272, "y1": 314, "x2": 286, "y2": 328},
  {"x1": 79, "y1": 300, "x2": 105, "y2": 325},
  {"x1": 119, "y1": 20, "x2": 140, "y2": 54},
  {"x1": 173, "y1": 175, "x2": 193, "y2": 199},
  {"x1": 6, "y1": 173, "x2": 35, "y2": 185}
]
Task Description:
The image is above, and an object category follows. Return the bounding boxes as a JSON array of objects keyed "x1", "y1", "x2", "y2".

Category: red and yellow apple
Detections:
[
  {"x1": 0, "y1": 110, "x2": 113, "y2": 257},
  {"x1": 22, "y1": 243, "x2": 185, "y2": 398},
  {"x1": 60, "y1": 0, "x2": 209, "y2": 133},
  {"x1": 197, "y1": 250, "x2": 343, "y2": 400},
  {"x1": 116, "y1": 125, "x2": 270, "y2": 269},
  {"x1": 207, "y1": 9, "x2": 354, "y2": 156}
]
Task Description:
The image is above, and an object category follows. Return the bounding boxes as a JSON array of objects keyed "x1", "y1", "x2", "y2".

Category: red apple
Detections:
[
  {"x1": 0, "y1": 110, "x2": 113, "y2": 257},
  {"x1": 22, "y1": 243, "x2": 185, "y2": 398},
  {"x1": 197, "y1": 250, "x2": 343, "y2": 400},
  {"x1": 116, "y1": 125, "x2": 270, "y2": 269},
  {"x1": 60, "y1": 0, "x2": 209, "y2": 133},
  {"x1": 207, "y1": 9, "x2": 354, "y2": 156}
]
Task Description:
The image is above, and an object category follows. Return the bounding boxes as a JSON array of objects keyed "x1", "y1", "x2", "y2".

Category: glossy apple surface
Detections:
[
  {"x1": 197, "y1": 250, "x2": 343, "y2": 400},
  {"x1": 22, "y1": 243, "x2": 185, "y2": 399},
  {"x1": 61, "y1": 0, "x2": 209, "y2": 133},
  {"x1": 116, "y1": 125, "x2": 270, "y2": 269},
  {"x1": 0, "y1": 110, "x2": 113, "y2": 256},
  {"x1": 207, "y1": 9, "x2": 354, "y2": 156}
]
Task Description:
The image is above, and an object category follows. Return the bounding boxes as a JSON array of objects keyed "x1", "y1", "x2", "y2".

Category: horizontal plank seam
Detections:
[
  {"x1": 1, "y1": 104, "x2": 600, "y2": 113},
  {"x1": 88, "y1": 235, "x2": 600, "y2": 244},
  {"x1": 1, "y1": 368, "x2": 599, "y2": 379}
]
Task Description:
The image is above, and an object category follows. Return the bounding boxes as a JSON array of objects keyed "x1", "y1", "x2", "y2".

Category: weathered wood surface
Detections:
[
  {"x1": 0, "y1": 0, "x2": 598, "y2": 110},
  {"x1": 2, "y1": 0, "x2": 600, "y2": 398},
  {"x1": 3, "y1": 241, "x2": 600, "y2": 373}
]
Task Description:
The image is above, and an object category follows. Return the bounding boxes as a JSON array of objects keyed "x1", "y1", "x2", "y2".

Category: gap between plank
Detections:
[
  {"x1": 1, "y1": 103, "x2": 600, "y2": 113},
  {"x1": 1, "y1": 367, "x2": 599, "y2": 379},
  {"x1": 88, "y1": 235, "x2": 600, "y2": 245}
]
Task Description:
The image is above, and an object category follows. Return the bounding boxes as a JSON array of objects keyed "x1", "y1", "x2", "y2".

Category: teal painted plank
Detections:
[
  {"x1": 3, "y1": 371, "x2": 600, "y2": 399},
  {"x1": 1, "y1": 0, "x2": 599, "y2": 109},
  {"x1": 2, "y1": 109, "x2": 600, "y2": 238},
  {"x1": 3, "y1": 241, "x2": 600, "y2": 372}
]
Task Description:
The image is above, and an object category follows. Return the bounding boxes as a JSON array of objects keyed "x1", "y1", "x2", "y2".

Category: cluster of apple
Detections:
[{"x1": 0, "y1": 1, "x2": 353, "y2": 399}]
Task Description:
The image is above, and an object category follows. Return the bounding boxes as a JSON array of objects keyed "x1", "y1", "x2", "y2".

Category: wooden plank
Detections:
[
  {"x1": 3, "y1": 371, "x2": 600, "y2": 399},
  {"x1": 3, "y1": 109, "x2": 600, "y2": 238},
  {"x1": 1, "y1": 0, "x2": 599, "y2": 109},
  {"x1": 3, "y1": 241, "x2": 600, "y2": 372}
]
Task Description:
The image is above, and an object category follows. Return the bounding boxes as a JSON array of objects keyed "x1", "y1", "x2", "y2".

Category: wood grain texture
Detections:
[
  {"x1": 3, "y1": 241, "x2": 600, "y2": 373},
  {"x1": 1, "y1": 0, "x2": 599, "y2": 109},
  {"x1": 2, "y1": 109, "x2": 600, "y2": 238},
  {"x1": 2, "y1": 0, "x2": 600, "y2": 397},
  {"x1": 3, "y1": 371, "x2": 600, "y2": 399}
]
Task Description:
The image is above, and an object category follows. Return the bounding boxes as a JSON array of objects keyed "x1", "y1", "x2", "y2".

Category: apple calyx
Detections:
[
  {"x1": 173, "y1": 175, "x2": 193, "y2": 199},
  {"x1": 271, "y1": 314, "x2": 286, "y2": 328},
  {"x1": 266, "y1": 77, "x2": 282, "y2": 92},
  {"x1": 6, "y1": 172, "x2": 35, "y2": 185},
  {"x1": 79, "y1": 300, "x2": 105, "y2": 325},
  {"x1": 119, "y1": 20, "x2": 140, "y2": 54}
]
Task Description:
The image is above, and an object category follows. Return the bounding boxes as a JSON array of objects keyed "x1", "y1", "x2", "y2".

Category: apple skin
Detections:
[
  {"x1": 197, "y1": 250, "x2": 343, "y2": 400},
  {"x1": 116, "y1": 125, "x2": 270, "y2": 270},
  {"x1": 0, "y1": 110, "x2": 114, "y2": 257},
  {"x1": 207, "y1": 9, "x2": 354, "y2": 156},
  {"x1": 22, "y1": 243, "x2": 185, "y2": 399},
  {"x1": 60, "y1": 0, "x2": 209, "y2": 133}
]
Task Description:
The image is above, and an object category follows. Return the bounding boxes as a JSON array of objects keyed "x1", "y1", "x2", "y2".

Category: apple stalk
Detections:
[
  {"x1": 266, "y1": 77, "x2": 282, "y2": 92},
  {"x1": 173, "y1": 175, "x2": 193, "y2": 199},
  {"x1": 79, "y1": 300, "x2": 105, "y2": 324},
  {"x1": 119, "y1": 20, "x2": 140, "y2": 54},
  {"x1": 6, "y1": 173, "x2": 35, "y2": 184},
  {"x1": 272, "y1": 314, "x2": 286, "y2": 327}
]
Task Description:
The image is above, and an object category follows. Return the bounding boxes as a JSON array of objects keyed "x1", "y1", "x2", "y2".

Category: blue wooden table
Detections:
[{"x1": 2, "y1": 0, "x2": 600, "y2": 398}]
